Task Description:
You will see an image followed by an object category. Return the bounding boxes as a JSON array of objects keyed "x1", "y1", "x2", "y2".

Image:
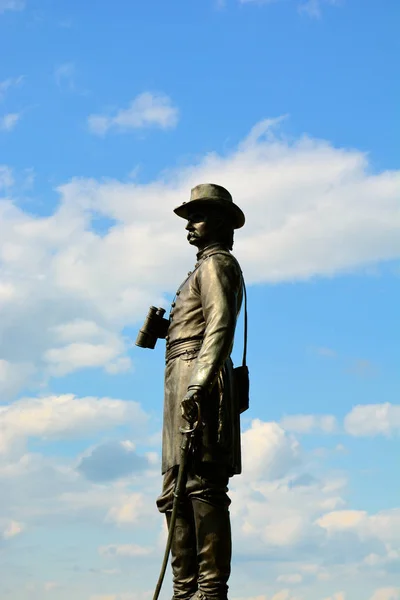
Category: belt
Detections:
[{"x1": 165, "y1": 338, "x2": 202, "y2": 363}]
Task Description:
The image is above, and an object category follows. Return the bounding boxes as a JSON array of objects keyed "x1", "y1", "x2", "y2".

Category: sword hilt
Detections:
[{"x1": 179, "y1": 401, "x2": 203, "y2": 435}]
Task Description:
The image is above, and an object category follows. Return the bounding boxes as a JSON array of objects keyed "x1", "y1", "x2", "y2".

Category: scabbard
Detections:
[{"x1": 152, "y1": 429, "x2": 195, "y2": 600}]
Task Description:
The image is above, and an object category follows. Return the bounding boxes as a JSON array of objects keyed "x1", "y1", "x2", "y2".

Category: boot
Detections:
[
  {"x1": 166, "y1": 505, "x2": 198, "y2": 600},
  {"x1": 192, "y1": 499, "x2": 232, "y2": 600}
]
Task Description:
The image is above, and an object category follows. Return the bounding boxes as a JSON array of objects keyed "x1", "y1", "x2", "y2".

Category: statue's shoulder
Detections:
[
  {"x1": 205, "y1": 249, "x2": 242, "y2": 271},
  {"x1": 200, "y1": 250, "x2": 242, "y2": 283}
]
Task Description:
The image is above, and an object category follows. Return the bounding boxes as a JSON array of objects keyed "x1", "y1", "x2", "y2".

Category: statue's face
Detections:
[
  {"x1": 186, "y1": 211, "x2": 209, "y2": 247},
  {"x1": 186, "y1": 210, "x2": 217, "y2": 248}
]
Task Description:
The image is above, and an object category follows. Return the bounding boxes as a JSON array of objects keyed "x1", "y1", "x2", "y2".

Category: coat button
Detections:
[
  {"x1": 187, "y1": 271, "x2": 192, "y2": 276},
  {"x1": 171, "y1": 302, "x2": 176, "y2": 308},
  {"x1": 176, "y1": 291, "x2": 181, "y2": 296}
]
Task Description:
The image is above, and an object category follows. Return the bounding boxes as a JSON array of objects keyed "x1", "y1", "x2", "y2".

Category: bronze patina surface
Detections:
[{"x1": 143, "y1": 183, "x2": 246, "y2": 600}]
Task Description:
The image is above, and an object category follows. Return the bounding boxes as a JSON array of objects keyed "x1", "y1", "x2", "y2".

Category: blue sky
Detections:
[{"x1": 0, "y1": 1, "x2": 399, "y2": 600}]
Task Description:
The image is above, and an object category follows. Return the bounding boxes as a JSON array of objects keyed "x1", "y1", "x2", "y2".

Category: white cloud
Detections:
[
  {"x1": 344, "y1": 403, "x2": 400, "y2": 437},
  {"x1": 0, "y1": 359, "x2": 36, "y2": 399},
  {"x1": 90, "y1": 594, "x2": 151, "y2": 600},
  {"x1": 0, "y1": 119, "x2": 400, "y2": 398},
  {"x1": 0, "y1": 165, "x2": 14, "y2": 188},
  {"x1": 0, "y1": 411, "x2": 399, "y2": 598},
  {"x1": 227, "y1": 444, "x2": 400, "y2": 594},
  {"x1": 299, "y1": 0, "x2": 340, "y2": 18},
  {"x1": 44, "y1": 341, "x2": 131, "y2": 376},
  {"x1": 239, "y1": 0, "x2": 340, "y2": 18},
  {"x1": 281, "y1": 414, "x2": 337, "y2": 434},
  {"x1": 233, "y1": 596, "x2": 268, "y2": 600},
  {"x1": 0, "y1": 0, "x2": 24, "y2": 14},
  {"x1": 233, "y1": 594, "x2": 303, "y2": 600},
  {"x1": 370, "y1": 589, "x2": 400, "y2": 600},
  {"x1": 276, "y1": 573, "x2": 303, "y2": 584},
  {"x1": 317, "y1": 507, "x2": 400, "y2": 548},
  {"x1": 0, "y1": 112, "x2": 20, "y2": 131},
  {"x1": 88, "y1": 92, "x2": 179, "y2": 135},
  {"x1": 229, "y1": 420, "x2": 347, "y2": 554},
  {"x1": 0, "y1": 75, "x2": 23, "y2": 100},
  {"x1": 363, "y1": 549, "x2": 400, "y2": 571},
  {"x1": 44, "y1": 581, "x2": 59, "y2": 592},
  {"x1": 44, "y1": 319, "x2": 132, "y2": 376},
  {"x1": 239, "y1": 0, "x2": 280, "y2": 4},
  {"x1": 0, "y1": 444, "x2": 160, "y2": 546},
  {"x1": 106, "y1": 491, "x2": 153, "y2": 526},
  {"x1": 241, "y1": 420, "x2": 301, "y2": 480},
  {"x1": 0, "y1": 394, "x2": 147, "y2": 457},
  {"x1": 54, "y1": 62, "x2": 75, "y2": 91},
  {"x1": 99, "y1": 543, "x2": 151, "y2": 557},
  {"x1": 1, "y1": 519, "x2": 24, "y2": 538},
  {"x1": 317, "y1": 509, "x2": 367, "y2": 531},
  {"x1": 271, "y1": 591, "x2": 303, "y2": 600},
  {"x1": 316, "y1": 346, "x2": 337, "y2": 358}
]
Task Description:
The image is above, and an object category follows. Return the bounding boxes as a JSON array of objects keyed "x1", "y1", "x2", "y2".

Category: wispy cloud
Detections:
[
  {"x1": 0, "y1": 165, "x2": 14, "y2": 188},
  {"x1": 281, "y1": 414, "x2": 338, "y2": 434},
  {"x1": 370, "y1": 589, "x2": 400, "y2": 600},
  {"x1": 54, "y1": 62, "x2": 76, "y2": 91},
  {"x1": 315, "y1": 346, "x2": 337, "y2": 358},
  {"x1": 0, "y1": 112, "x2": 21, "y2": 131},
  {"x1": 299, "y1": 0, "x2": 341, "y2": 18},
  {"x1": 2, "y1": 520, "x2": 25, "y2": 539},
  {"x1": 88, "y1": 92, "x2": 179, "y2": 136},
  {"x1": 0, "y1": 75, "x2": 23, "y2": 100},
  {"x1": 98, "y1": 543, "x2": 152, "y2": 557},
  {"x1": 239, "y1": 0, "x2": 342, "y2": 18},
  {"x1": 0, "y1": 0, "x2": 25, "y2": 14},
  {"x1": 347, "y1": 358, "x2": 378, "y2": 378}
]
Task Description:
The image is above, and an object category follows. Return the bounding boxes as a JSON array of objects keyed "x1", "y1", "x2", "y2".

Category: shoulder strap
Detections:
[
  {"x1": 241, "y1": 277, "x2": 248, "y2": 367},
  {"x1": 206, "y1": 250, "x2": 247, "y2": 368}
]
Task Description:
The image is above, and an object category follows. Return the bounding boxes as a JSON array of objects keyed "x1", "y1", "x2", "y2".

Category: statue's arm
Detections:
[{"x1": 187, "y1": 254, "x2": 241, "y2": 393}]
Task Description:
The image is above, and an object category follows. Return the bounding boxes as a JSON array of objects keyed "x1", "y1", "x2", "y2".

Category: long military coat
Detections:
[{"x1": 162, "y1": 243, "x2": 243, "y2": 476}]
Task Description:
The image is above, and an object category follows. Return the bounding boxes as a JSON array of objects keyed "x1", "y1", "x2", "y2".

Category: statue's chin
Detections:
[{"x1": 187, "y1": 236, "x2": 200, "y2": 246}]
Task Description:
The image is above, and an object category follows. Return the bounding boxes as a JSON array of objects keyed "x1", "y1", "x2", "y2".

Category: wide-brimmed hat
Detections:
[{"x1": 173, "y1": 183, "x2": 245, "y2": 229}]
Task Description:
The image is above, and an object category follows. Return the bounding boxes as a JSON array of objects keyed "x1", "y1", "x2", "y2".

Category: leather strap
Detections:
[{"x1": 242, "y1": 276, "x2": 247, "y2": 368}]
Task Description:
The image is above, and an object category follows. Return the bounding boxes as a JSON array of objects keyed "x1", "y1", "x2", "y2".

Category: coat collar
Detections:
[{"x1": 196, "y1": 243, "x2": 229, "y2": 262}]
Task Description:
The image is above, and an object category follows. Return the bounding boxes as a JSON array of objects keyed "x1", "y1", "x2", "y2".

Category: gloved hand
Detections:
[{"x1": 181, "y1": 387, "x2": 202, "y2": 424}]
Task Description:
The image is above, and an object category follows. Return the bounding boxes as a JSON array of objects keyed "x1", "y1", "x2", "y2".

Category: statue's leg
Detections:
[
  {"x1": 157, "y1": 467, "x2": 198, "y2": 600},
  {"x1": 166, "y1": 504, "x2": 198, "y2": 600},
  {"x1": 188, "y1": 464, "x2": 232, "y2": 600},
  {"x1": 191, "y1": 499, "x2": 231, "y2": 600}
]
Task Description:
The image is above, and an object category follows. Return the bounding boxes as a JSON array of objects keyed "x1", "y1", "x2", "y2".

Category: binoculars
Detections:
[{"x1": 135, "y1": 306, "x2": 170, "y2": 349}]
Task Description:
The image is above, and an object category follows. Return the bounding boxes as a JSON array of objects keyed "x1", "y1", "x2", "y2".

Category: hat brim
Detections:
[{"x1": 173, "y1": 198, "x2": 245, "y2": 229}]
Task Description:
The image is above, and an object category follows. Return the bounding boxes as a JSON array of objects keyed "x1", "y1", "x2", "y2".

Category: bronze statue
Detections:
[{"x1": 137, "y1": 183, "x2": 247, "y2": 600}]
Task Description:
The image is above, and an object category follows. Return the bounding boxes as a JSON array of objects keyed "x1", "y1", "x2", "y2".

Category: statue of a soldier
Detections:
[{"x1": 138, "y1": 183, "x2": 246, "y2": 600}]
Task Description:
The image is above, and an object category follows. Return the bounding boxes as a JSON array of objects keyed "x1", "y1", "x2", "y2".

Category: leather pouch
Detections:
[{"x1": 234, "y1": 364, "x2": 250, "y2": 414}]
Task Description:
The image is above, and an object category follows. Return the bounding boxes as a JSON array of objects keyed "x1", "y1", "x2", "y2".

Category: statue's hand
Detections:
[{"x1": 181, "y1": 388, "x2": 202, "y2": 424}]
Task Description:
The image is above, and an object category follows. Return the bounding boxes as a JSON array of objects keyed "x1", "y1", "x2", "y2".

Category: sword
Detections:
[{"x1": 152, "y1": 402, "x2": 202, "y2": 600}]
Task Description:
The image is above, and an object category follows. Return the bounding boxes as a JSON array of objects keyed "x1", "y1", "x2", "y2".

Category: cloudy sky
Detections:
[{"x1": 1, "y1": 1, "x2": 399, "y2": 599}]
